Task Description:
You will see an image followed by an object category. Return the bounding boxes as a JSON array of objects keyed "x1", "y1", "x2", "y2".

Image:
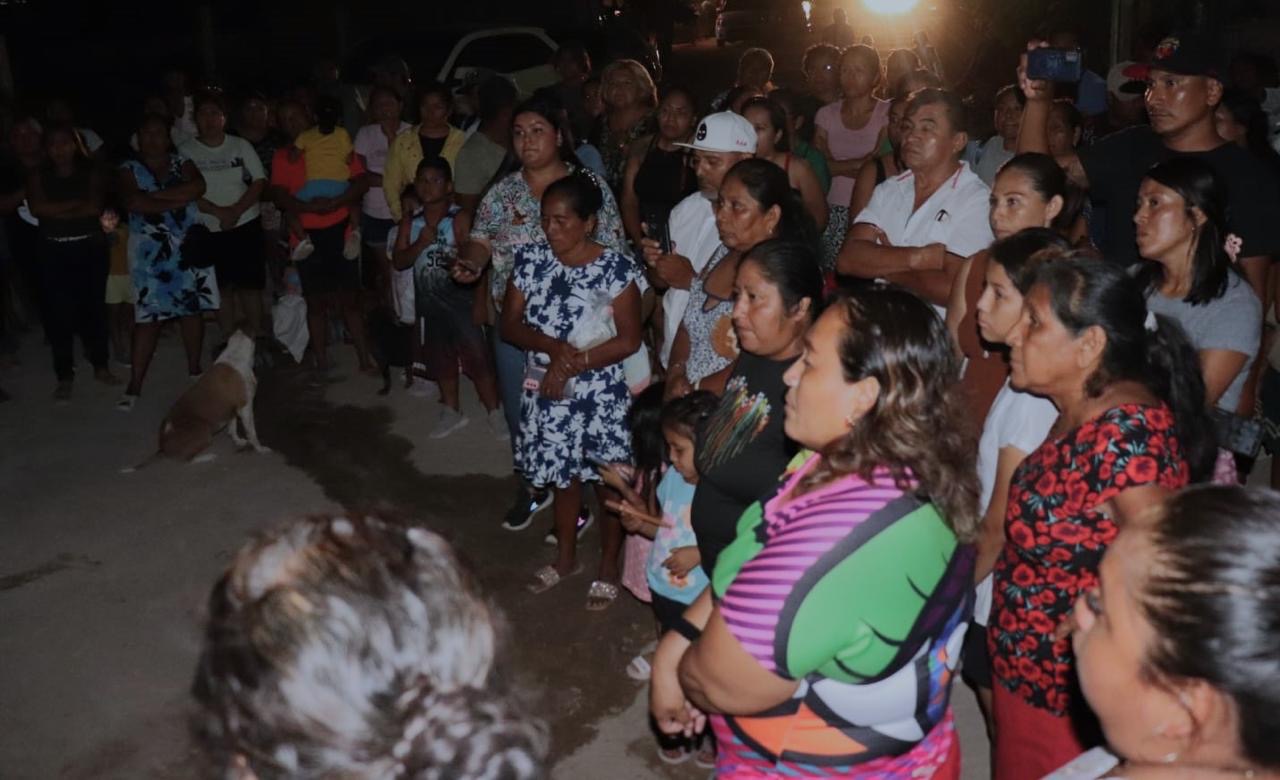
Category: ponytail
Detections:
[
  {"x1": 723, "y1": 158, "x2": 820, "y2": 256},
  {"x1": 1144, "y1": 314, "x2": 1216, "y2": 482}
]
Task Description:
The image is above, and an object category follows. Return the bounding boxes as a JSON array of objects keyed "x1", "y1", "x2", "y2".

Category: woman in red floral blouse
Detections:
[{"x1": 987, "y1": 254, "x2": 1216, "y2": 779}]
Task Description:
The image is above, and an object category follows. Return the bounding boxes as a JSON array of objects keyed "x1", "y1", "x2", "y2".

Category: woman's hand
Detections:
[
  {"x1": 664, "y1": 546, "x2": 701, "y2": 578},
  {"x1": 665, "y1": 373, "x2": 694, "y2": 401},
  {"x1": 650, "y1": 656, "x2": 706, "y2": 737},
  {"x1": 540, "y1": 344, "x2": 582, "y2": 400}
]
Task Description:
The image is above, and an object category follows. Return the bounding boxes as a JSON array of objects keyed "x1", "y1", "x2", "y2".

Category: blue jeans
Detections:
[{"x1": 491, "y1": 320, "x2": 525, "y2": 458}]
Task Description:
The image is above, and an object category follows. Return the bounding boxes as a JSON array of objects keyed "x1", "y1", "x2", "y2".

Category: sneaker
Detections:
[
  {"x1": 291, "y1": 237, "x2": 315, "y2": 261},
  {"x1": 503, "y1": 485, "x2": 551, "y2": 531},
  {"x1": 343, "y1": 229, "x2": 362, "y2": 260},
  {"x1": 116, "y1": 393, "x2": 139, "y2": 412},
  {"x1": 428, "y1": 406, "x2": 470, "y2": 440},
  {"x1": 486, "y1": 408, "x2": 511, "y2": 441},
  {"x1": 543, "y1": 508, "x2": 594, "y2": 545},
  {"x1": 406, "y1": 380, "x2": 440, "y2": 401}
]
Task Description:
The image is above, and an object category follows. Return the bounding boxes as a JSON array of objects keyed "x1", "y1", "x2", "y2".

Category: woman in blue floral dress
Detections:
[
  {"x1": 453, "y1": 94, "x2": 629, "y2": 534},
  {"x1": 500, "y1": 173, "x2": 642, "y2": 608},
  {"x1": 117, "y1": 113, "x2": 214, "y2": 410}
]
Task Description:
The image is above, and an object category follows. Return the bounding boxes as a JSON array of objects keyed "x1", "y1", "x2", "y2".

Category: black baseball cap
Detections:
[{"x1": 1123, "y1": 32, "x2": 1225, "y2": 83}]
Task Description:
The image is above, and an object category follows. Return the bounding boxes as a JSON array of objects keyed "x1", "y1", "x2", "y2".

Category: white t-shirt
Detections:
[
  {"x1": 178, "y1": 135, "x2": 266, "y2": 231},
  {"x1": 853, "y1": 161, "x2": 994, "y2": 318},
  {"x1": 973, "y1": 378, "x2": 1058, "y2": 624},
  {"x1": 661, "y1": 191, "x2": 722, "y2": 366},
  {"x1": 353, "y1": 121, "x2": 411, "y2": 221}
]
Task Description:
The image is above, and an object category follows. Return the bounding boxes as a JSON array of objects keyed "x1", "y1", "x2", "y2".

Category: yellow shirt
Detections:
[{"x1": 295, "y1": 127, "x2": 353, "y2": 182}]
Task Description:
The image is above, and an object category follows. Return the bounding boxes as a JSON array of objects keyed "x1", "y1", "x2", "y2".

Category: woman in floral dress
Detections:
[
  {"x1": 454, "y1": 94, "x2": 628, "y2": 534},
  {"x1": 988, "y1": 255, "x2": 1215, "y2": 778},
  {"x1": 500, "y1": 173, "x2": 642, "y2": 609},
  {"x1": 117, "y1": 112, "x2": 213, "y2": 409}
]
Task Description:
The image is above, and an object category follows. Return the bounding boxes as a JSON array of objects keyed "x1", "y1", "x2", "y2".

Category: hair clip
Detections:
[{"x1": 1223, "y1": 233, "x2": 1243, "y2": 264}]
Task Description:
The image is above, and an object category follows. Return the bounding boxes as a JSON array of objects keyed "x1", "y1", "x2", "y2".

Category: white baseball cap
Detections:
[{"x1": 675, "y1": 111, "x2": 757, "y2": 154}]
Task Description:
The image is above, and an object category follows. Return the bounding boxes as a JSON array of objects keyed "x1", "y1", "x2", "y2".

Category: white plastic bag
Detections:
[
  {"x1": 272, "y1": 293, "x2": 309, "y2": 363},
  {"x1": 568, "y1": 290, "x2": 652, "y2": 395},
  {"x1": 391, "y1": 267, "x2": 416, "y2": 325}
]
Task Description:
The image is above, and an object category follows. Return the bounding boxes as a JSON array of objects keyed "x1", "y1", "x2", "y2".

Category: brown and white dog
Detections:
[
  {"x1": 124, "y1": 331, "x2": 268, "y2": 472},
  {"x1": 161, "y1": 330, "x2": 268, "y2": 460}
]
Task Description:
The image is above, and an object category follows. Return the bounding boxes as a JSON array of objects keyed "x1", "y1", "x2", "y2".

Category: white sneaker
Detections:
[
  {"x1": 343, "y1": 229, "x2": 362, "y2": 260},
  {"x1": 407, "y1": 380, "x2": 440, "y2": 401},
  {"x1": 429, "y1": 406, "x2": 470, "y2": 439},
  {"x1": 487, "y1": 408, "x2": 511, "y2": 441},
  {"x1": 291, "y1": 238, "x2": 315, "y2": 261}
]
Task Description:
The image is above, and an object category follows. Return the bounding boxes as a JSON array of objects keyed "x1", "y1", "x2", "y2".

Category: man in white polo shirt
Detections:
[
  {"x1": 641, "y1": 111, "x2": 756, "y2": 366},
  {"x1": 838, "y1": 88, "x2": 993, "y2": 311}
]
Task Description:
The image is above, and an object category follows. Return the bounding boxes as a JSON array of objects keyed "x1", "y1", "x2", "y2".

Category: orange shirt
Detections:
[{"x1": 270, "y1": 148, "x2": 365, "y2": 230}]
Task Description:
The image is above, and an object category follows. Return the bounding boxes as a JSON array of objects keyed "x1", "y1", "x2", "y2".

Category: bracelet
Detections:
[{"x1": 670, "y1": 616, "x2": 702, "y2": 642}]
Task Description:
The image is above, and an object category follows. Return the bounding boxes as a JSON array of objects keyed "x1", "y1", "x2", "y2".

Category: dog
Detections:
[
  {"x1": 366, "y1": 305, "x2": 414, "y2": 395},
  {"x1": 123, "y1": 331, "x2": 268, "y2": 472}
]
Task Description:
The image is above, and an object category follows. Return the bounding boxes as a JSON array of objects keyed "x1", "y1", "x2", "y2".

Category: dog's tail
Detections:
[{"x1": 120, "y1": 451, "x2": 162, "y2": 474}]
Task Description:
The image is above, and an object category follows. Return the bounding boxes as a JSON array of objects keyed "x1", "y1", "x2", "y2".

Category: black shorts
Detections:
[
  {"x1": 651, "y1": 592, "x2": 691, "y2": 634},
  {"x1": 961, "y1": 619, "x2": 992, "y2": 689},
  {"x1": 298, "y1": 222, "x2": 359, "y2": 296},
  {"x1": 211, "y1": 218, "x2": 266, "y2": 290}
]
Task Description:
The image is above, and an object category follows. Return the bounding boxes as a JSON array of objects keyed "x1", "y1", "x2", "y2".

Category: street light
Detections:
[{"x1": 863, "y1": 0, "x2": 919, "y2": 14}]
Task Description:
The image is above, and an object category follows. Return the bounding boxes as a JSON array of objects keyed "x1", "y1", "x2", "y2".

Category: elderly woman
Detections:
[
  {"x1": 651, "y1": 281, "x2": 980, "y2": 777},
  {"x1": 1060, "y1": 485, "x2": 1280, "y2": 779},
  {"x1": 116, "y1": 113, "x2": 211, "y2": 410},
  {"x1": 591, "y1": 59, "x2": 658, "y2": 194},
  {"x1": 989, "y1": 256, "x2": 1216, "y2": 778},
  {"x1": 193, "y1": 514, "x2": 548, "y2": 779},
  {"x1": 452, "y1": 95, "x2": 628, "y2": 535},
  {"x1": 664, "y1": 158, "x2": 817, "y2": 401}
]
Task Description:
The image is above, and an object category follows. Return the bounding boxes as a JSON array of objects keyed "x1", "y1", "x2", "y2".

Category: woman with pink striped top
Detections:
[{"x1": 649, "y1": 283, "x2": 980, "y2": 778}]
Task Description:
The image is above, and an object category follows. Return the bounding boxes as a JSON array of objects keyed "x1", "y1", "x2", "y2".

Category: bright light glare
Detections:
[
  {"x1": 801, "y1": 0, "x2": 812, "y2": 21},
  {"x1": 862, "y1": 0, "x2": 919, "y2": 14}
]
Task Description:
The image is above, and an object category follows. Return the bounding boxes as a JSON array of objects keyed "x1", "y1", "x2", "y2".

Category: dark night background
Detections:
[{"x1": 2, "y1": 0, "x2": 1279, "y2": 140}]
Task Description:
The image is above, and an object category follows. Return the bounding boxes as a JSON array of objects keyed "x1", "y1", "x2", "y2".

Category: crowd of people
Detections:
[{"x1": 3, "y1": 20, "x2": 1280, "y2": 780}]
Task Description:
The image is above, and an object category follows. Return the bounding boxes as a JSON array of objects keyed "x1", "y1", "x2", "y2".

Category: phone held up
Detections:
[
  {"x1": 1027, "y1": 48, "x2": 1084, "y2": 83},
  {"x1": 641, "y1": 206, "x2": 672, "y2": 254}
]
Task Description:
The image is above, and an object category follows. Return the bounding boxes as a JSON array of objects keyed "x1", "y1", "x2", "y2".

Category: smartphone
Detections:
[
  {"x1": 1027, "y1": 48, "x2": 1084, "y2": 83},
  {"x1": 641, "y1": 207, "x2": 672, "y2": 254}
]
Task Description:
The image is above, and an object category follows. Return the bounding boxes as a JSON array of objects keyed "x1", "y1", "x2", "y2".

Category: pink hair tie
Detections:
[{"x1": 1224, "y1": 233, "x2": 1243, "y2": 264}]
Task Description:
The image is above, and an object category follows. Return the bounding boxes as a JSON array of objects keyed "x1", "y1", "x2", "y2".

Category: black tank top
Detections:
[{"x1": 633, "y1": 138, "x2": 695, "y2": 222}]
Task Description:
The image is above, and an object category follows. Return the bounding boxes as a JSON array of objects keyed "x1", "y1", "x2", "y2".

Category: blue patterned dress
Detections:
[
  {"x1": 122, "y1": 155, "x2": 219, "y2": 322},
  {"x1": 512, "y1": 241, "x2": 641, "y2": 488}
]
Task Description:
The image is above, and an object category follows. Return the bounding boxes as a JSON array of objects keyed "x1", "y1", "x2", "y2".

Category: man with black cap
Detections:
[{"x1": 1018, "y1": 32, "x2": 1280, "y2": 295}]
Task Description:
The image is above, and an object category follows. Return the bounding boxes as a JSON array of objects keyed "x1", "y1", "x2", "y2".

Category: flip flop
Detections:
[
  {"x1": 585, "y1": 579, "x2": 620, "y2": 611},
  {"x1": 527, "y1": 563, "x2": 583, "y2": 594},
  {"x1": 657, "y1": 743, "x2": 691, "y2": 765},
  {"x1": 625, "y1": 653, "x2": 652, "y2": 681}
]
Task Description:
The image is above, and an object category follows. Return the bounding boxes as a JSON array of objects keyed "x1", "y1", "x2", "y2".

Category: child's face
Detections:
[
  {"x1": 664, "y1": 427, "x2": 698, "y2": 484},
  {"x1": 412, "y1": 167, "x2": 452, "y2": 205}
]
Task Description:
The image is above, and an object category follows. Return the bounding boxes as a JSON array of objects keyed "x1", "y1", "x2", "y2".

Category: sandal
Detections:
[
  {"x1": 53, "y1": 380, "x2": 73, "y2": 403},
  {"x1": 116, "y1": 393, "x2": 139, "y2": 412},
  {"x1": 527, "y1": 563, "x2": 582, "y2": 594},
  {"x1": 657, "y1": 743, "x2": 691, "y2": 765},
  {"x1": 585, "y1": 579, "x2": 620, "y2": 611},
  {"x1": 694, "y1": 738, "x2": 716, "y2": 769},
  {"x1": 625, "y1": 653, "x2": 652, "y2": 682}
]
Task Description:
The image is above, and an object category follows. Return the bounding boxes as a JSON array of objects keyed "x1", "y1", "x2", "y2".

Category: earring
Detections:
[{"x1": 844, "y1": 414, "x2": 856, "y2": 428}]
